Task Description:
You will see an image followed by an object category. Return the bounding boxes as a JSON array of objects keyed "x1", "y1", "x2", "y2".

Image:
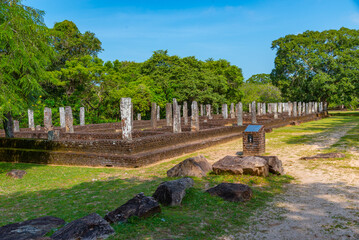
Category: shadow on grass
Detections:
[{"x1": 0, "y1": 166, "x2": 292, "y2": 240}]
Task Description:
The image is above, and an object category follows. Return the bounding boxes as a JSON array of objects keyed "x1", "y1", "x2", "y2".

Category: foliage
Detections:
[
  {"x1": 271, "y1": 27, "x2": 359, "y2": 108},
  {"x1": 239, "y1": 83, "x2": 282, "y2": 110},
  {"x1": 246, "y1": 73, "x2": 271, "y2": 84}
]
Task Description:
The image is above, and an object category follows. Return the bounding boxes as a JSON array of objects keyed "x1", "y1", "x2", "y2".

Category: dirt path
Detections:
[{"x1": 225, "y1": 121, "x2": 359, "y2": 239}]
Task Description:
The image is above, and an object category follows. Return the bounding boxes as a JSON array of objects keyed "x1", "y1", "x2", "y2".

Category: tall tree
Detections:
[
  {"x1": 0, "y1": 0, "x2": 55, "y2": 137},
  {"x1": 271, "y1": 27, "x2": 359, "y2": 107}
]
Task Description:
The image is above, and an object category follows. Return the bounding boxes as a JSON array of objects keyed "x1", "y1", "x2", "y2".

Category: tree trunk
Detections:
[{"x1": 3, "y1": 112, "x2": 14, "y2": 138}]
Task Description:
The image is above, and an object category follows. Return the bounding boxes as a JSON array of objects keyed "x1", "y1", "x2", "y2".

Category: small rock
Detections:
[
  {"x1": 255, "y1": 156, "x2": 284, "y2": 175},
  {"x1": 206, "y1": 183, "x2": 253, "y2": 202},
  {"x1": 167, "y1": 155, "x2": 212, "y2": 178},
  {"x1": 213, "y1": 156, "x2": 269, "y2": 177},
  {"x1": 153, "y1": 177, "x2": 194, "y2": 206},
  {"x1": 104, "y1": 193, "x2": 161, "y2": 223},
  {"x1": 51, "y1": 213, "x2": 114, "y2": 240},
  {"x1": 300, "y1": 152, "x2": 346, "y2": 160},
  {"x1": 0, "y1": 216, "x2": 65, "y2": 240},
  {"x1": 6, "y1": 169, "x2": 27, "y2": 179}
]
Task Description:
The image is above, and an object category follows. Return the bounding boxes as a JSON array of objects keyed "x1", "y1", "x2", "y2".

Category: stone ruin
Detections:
[{"x1": 0, "y1": 100, "x2": 328, "y2": 168}]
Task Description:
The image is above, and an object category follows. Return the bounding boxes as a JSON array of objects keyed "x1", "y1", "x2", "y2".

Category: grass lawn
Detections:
[{"x1": 0, "y1": 111, "x2": 358, "y2": 239}]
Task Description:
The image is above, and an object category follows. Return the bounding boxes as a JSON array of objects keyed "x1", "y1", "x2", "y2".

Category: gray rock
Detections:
[
  {"x1": 213, "y1": 156, "x2": 269, "y2": 177},
  {"x1": 153, "y1": 177, "x2": 194, "y2": 206},
  {"x1": 51, "y1": 213, "x2": 114, "y2": 240},
  {"x1": 255, "y1": 156, "x2": 284, "y2": 175},
  {"x1": 300, "y1": 152, "x2": 346, "y2": 160},
  {"x1": 0, "y1": 216, "x2": 65, "y2": 240},
  {"x1": 104, "y1": 193, "x2": 161, "y2": 223},
  {"x1": 206, "y1": 183, "x2": 253, "y2": 202},
  {"x1": 167, "y1": 155, "x2": 212, "y2": 178},
  {"x1": 6, "y1": 169, "x2": 27, "y2": 179}
]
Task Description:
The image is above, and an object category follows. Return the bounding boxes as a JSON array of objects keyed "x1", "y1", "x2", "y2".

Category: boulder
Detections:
[
  {"x1": 51, "y1": 213, "x2": 114, "y2": 240},
  {"x1": 212, "y1": 156, "x2": 269, "y2": 177},
  {"x1": 0, "y1": 216, "x2": 65, "y2": 240},
  {"x1": 104, "y1": 193, "x2": 161, "y2": 223},
  {"x1": 300, "y1": 152, "x2": 346, "y2": 160},
  {"x1": 6, "y1": 169, "x2": 27, "y2": 179},
  {"x1": 255, "y1": 156, "x2": 284, "y2": 175},
  {"x1": 167, "y1": 155, "x2": 212, "y2": 178},
  {"x1": 206, "y1": 183, "x2": 252, "y2": 202},
  {"x1": 153, "y1": 177, "x2": 194, "y2": 206}
]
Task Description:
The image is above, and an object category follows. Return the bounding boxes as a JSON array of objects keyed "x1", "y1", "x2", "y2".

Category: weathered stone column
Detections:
[
  {"x1": 28, "y1": 109, "x2": 35, "y2": 130},
  {"x1": 137, "y1": 113, "x2": 141, "y2": 120},
  {"x1": 257, "y1": 102, "x2": 261, "y2": 116},
  {"x1": 293, "y1": 102, "x2": 297, "y2": 117},
  {"x1": 268, "y1": 103, "x2": 272, "y2": 114},
  {"x1": 151, "y1": 102, "x2": 157, "y2": 129},
  {"x1": 157, "y1": 106, "x2": 160, "y2": 120},
  {"x1": 308, "y1": 102, "x2": 312, "y2": 114},
  {"x1": 273, "y1": 103, "x2": 278, "y2": 119},
  {"x1": 222, "y1": 104, "x2": 228, "y2": 119},
  {"x1": 173, "y1": 99, "x2": 181, "y2": 133},
  {"x1": 262, "y1": 103, "x2": 266, "y2": 115},
  {"x1": 216, "y1": 106, "x2": 219, "y2": 115},
  {"x1": 305, "y1": 103, "x2": 309, "y2": 115},
  {"x1": 298, "y1": 102, "x2": 302, "y2": 116},
  {"x1": 44, "y1": 107, "x2": 53, "y2": 131},
  {"x1": 13, "y1": 120, "x2": 20, "y2": 133},
  {"x1": 249, "y1": 103, "x2": 252, "y2": 113},
  {"x1": 183, "y1": 101, "x2": 188, "y2": 125},
  {"x1": 315, "y1": 102, "x2": 318, "y2": 113},
  {"x1": 288, "y1": 102, "x2": 293, "y2": 116},
  {"x1": 206, "y1": 104, "x2": 212, "y2": 119},
  {"x1": 79, "y1": 107, "x2": 85, "y2": 126},
  {"x1": 251, "y1": 101, "x2": 257, "y2": 124},
  {"x1": 324, "y1": 102, "x2": 328, "y2": 112},
  {"x1": 166, "y1": 103, "x2": 172, "y2": 126},
  {"x1": 191, "y1": 101, "x2": 199, "y2": 132},
  {"x1": 59, "y1": 107, "x2": 65, "y2": 128},
  {"x1": 200, "y1": 104, "x2": 204, "y2": 117},
  {"x1": 236, "y1": 102, "x2": 243, "y2": 126},
  {"x1": 120, "y1": 98, "x2": 133, "y2": 140},
  {"x1": 65, "y1": 106, "x2": 74, "y2": 133},
  {"x1": 230, "y1": 103, "x2": 235, "y2": 118}
]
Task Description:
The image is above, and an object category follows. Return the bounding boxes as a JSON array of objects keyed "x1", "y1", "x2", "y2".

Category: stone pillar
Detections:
[
  {"x1": 191, "y1": 101, "x2": 199, "y2": 132},
  {"x1": 230, "y1": 103, "x2": 235, "y2": 119},
  {"x1": 287, "y1": 102, "x2": 292, "y2": 117},
  {"x1": 156, "y1": 106, "x2": 160, "y2": 120},
  {"x1": 28, "y1": 109, "x2": 35, "y2": 130},
  {"x1": 44, "y1": 107, "x2": 53, "y2": 131},
  {"x1": 65, "y1": 106, "x2": 74, "y2": 133},
  {"x1": 262, "y1": 103, "x2": 266, "y2": 115},
  {"x1": 59, "y1": 107, "x2": 65, "y2": 128},
  {"x1": 249, "y1": 103, "x2": 251, "y2": 113},
  {"x1": 166, "y1": 103, "x2": 172, "y2": 126},
  {"x1": 324, "y1": 102, "x2": 328, "y2": 112},
  {"x1": 236, "y1": 102, "x2": 243, "y2": 126},
  {"x1": 257, "y1": 102, "x2": 261, "y2": 116},
  {"x1": 183, "y1": 101, "x2": 188, "y2": 125},
  {"x1": 305, "y1": 103, "x2": 309, "y2": 115},
  {"x1": 79, "y1": 107, "x2": 85, "y2": 126},
  {"x1": 268, "y1": 103, "x2": 272, "y2": 114},
  {"x1": 278, "y1": 103, "x2": 282, "y2": 113},
  {"x1": 13, "y1": 120, "x2": 20, "y2": 133},
  {"x1": 293, "y1": 102, "x2": 297, "y2": 117},
  {"x1": 206, "y1": 104, "x2": 212, "y2": 119},
  {"x1": 251, "y1": 101, "x2": 257, "y2": 124},
  {"x1": 273, "y1": 103, "x2": 278, "y2": 119},
  {"x1": 222, "y1": 104, "x2": 228, "y2": 119},
  {"x1": 298, "y1": 102, "x2": 302, "y2": 116},
  {"x1": 200, "y1": 104, "x2": 204, "y2": 116},
  {"x1": 216, "y1": 106, "x2": 219, "y2": 115},
  {"x1": 173, "y1": 98, "x2": 181, "y2": 133},
  {"x1": 137, "y1": 113, "x2": 141, "y2": 120},
  {"x1": 151, "y1": 102, "x2": 157, "y2": 129},
  {"x1": 120, "y1": 98, "x2": 133, "y2": 140}
]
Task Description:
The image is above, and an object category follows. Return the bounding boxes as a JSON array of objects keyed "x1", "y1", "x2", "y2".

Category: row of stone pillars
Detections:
[{"x1": 20, "y1": 106, "x2": 85, "y2": 133}]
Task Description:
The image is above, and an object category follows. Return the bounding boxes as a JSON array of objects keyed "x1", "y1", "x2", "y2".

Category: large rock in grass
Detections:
[
  {"x1": 255, "y1": 156, "x2": 284, "y2": 175},
  {"x1": 167, "y1": 155, "x2": 212, "y2": 178},
  {"x1": 104, "y1": 193, "x2": 161, "y2": 223},
  {"x1": 51, "y1": 213, "x2": 114, "y2": 240},
  {"x1": 213, "y1": 156, "x2": 269, "y2": 177},
  {"x1": 206, "y1": 183, "x2": 253, "y2": 202},
  {"x1": 300, "y1": 152, "x2": 346, "y2": 160},
  {"x1": 6, "y1": 169, "x2": 27, "y2": 179},
  {"x1": 153, "y1": 177, "x2": 194, "y2": 206},
  {"x1": 0, "y1": 216, "x2": 65, "y2": 240}
]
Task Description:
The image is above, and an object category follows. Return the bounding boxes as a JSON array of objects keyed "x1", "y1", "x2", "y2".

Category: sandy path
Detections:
[{"x1": 224, "y1": 121, "x2": 359, "y2": 239}]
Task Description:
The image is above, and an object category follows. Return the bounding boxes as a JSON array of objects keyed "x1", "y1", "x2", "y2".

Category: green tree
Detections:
[
  {"x1": 246, "y1": 73, "x2": 271, "y2": 84},
  {"x1": 0, "y1": 0, "x2": 55, "y2": 137},
  {"x1": 271, "y1": 27, "x2": 359, "y2": 107}
]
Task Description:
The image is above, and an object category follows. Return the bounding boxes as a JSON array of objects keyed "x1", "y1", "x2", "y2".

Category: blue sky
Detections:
[{"x1": 25, "y1": 0, "x2": 359, "y2": 79}]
